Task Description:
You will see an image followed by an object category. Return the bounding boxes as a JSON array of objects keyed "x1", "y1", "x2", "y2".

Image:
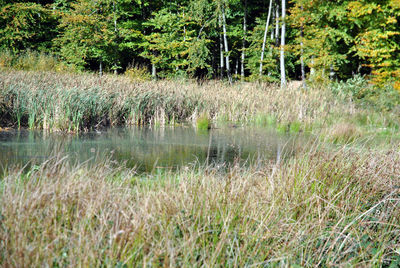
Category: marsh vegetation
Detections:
[
  {"x1": 1, "y1": 0, "x2": 400, "y2": 265},
  {"x1": 1, "y1": 70, "x2": 399, "y2": 137},
  {"x1": 0, "y1": 70, "x2": 400, "y2": 267}
]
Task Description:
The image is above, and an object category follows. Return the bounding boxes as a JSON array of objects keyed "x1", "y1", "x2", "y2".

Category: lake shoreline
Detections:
[{"x1": 1, "y1": 70, "x2": 399, "y2": 140}]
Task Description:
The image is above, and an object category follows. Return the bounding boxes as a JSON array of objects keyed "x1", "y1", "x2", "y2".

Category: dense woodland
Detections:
[{"x1": 0, "y1": 0, "x2": 399, "y2": 87}]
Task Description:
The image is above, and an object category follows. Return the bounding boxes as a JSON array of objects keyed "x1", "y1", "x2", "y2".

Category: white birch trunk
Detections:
[
  {"x1": 235, "y1": 58, "x2": 238, "y2": 76},
  {"x1": 241, "y1": 0, "x2": 247, "y2": 80},
  {"x1": 221, "y1": 8, "x2": 232, "y2": 84},
  {"x1": 330, "y1": 64, "x2": 335, "y2": 80},
  {"x1": 300, "y1": 4, "x2": 306, "y2": 89},
  {"x1": 152, "y1": 63, "x2": 156, "y2": 79},
  {"x1": 259, "y1": 0, "x2": 273, "y2": 76},
  {"x1": 219, "y1": 17, "x2": 224, "y2": 79},
  {"x1": 275, "y1": 5, "x2": 279, "y2": 45},
  {"x1": 99, "y1": 61, "x2": 103, "y2": 77},
  {"x1": 311, "y1": 56, "x2": 315, "y2": 76},
  {"x1": 113, "y1": 0, "x2": 118, "y2": 74},
  {"x1": 280, "y1": 0, "x2": 286, "y2": 88}
]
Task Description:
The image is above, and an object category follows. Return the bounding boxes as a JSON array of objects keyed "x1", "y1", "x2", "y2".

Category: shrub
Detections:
[
  {"x1": 124, "y1": 64, "x2": 151, "y2": 81},
  {"x1": 331, "y1": 75, "x2": 400, "y2": 115},
  {"x1": 330, "y1": 74, "x2": 370, "y2": 100}
]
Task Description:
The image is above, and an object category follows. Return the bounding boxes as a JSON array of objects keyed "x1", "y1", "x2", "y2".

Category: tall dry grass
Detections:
[
  {"x1": 1, "y1": 143, "x2": 399, "y2": 266},
  {"x1": 0, "y1": 70, "x2": 360, "y2": 131}
]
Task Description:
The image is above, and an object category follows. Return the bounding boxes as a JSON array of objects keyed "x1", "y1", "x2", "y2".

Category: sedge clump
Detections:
[{"x1": 196, "y1": 114, "x2": 211, "y2": 130}]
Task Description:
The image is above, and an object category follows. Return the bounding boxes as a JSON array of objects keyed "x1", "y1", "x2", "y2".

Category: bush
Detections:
[
  {"x1": 330, "y1": 75, "x2": 370, "y2": 100},
  {"x1": 331, "y1": 75, "x2": 400, "y2": 113},
  {"x1": 0, "y1": 49, "x2": 76, "y2": 72},
  {"x1": 124, "y1": 64, "x2": 151, "y2": 81}
]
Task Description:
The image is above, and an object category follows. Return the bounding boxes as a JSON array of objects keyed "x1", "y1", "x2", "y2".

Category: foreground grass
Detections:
[
  {"x1": 1, "y1": 70, "x2": 399, "y2": 137},
  {"x1": 1, "y1": 142, "x2": 400, "y2": 266}
]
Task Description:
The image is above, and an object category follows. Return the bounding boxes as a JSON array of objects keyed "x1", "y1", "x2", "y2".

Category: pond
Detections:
[{"x1": 0, "y1": 126, "x2": 305, "y2": 173}]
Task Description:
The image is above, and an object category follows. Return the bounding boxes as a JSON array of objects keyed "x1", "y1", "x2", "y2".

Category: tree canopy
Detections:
[{"x1": 0, "y1": 0, "x2": 399, "y2": 87}]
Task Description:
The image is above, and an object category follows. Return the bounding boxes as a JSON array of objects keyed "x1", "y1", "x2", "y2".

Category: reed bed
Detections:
[
  {"x1": 0, "y1": 142, "x2": 399, "y2": 266},
  {"x1": 1, "y1": 69, "x2": 389, "y2": 134}
]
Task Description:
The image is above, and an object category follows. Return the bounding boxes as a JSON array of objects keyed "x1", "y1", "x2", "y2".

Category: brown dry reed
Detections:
[
  {"x1": 1, "y1": 143, "x2": 400, "y2": 267},
  {"x1": 0, "y1": 70, "x2": 390, "y2": 135}
]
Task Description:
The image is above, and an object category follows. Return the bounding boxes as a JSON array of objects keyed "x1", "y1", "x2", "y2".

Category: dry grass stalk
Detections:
[{"x1": 1, "y1": 144, "x2": 399, "y2": 266}]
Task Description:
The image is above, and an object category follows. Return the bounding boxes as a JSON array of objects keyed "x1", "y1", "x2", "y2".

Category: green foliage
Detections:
[
  {"x1": 348, "y1": 0, "x2": 400, "y2": 87},
  {"x1": 253, "y1": 114, "x2": 277, "y2": 127},
  {"x1": 246, "y1": 17, "x2": 279, "y2": 81},
  {"x1": 289, "y1": 0, "x2": 352, "y2": 80},
  {"x1": 0, "y1": 0, "x2": 399, "y2": 87},
  {"x1": 140, "y1": 3, "x2": 213, "y2": 78},
  {"x1": 54, "y1": 0, "x2": 124, "y2": 71},
  {"x1": 0, "y1": 2, "x2": 57, "y2": 52}
]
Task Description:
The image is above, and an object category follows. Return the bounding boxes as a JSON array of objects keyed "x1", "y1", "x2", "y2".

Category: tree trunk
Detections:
[
  {"x1": 275, "y1": 4, "x2": 280, "y2": 46},
  {"x1": 271, "y1": 5, "x2": 275, "y2": 40},
  {"x1": 113, "y1": 0, "x2": 117, "y2": 33},
  {"x1": 311, "y1": 56, "x2": 315, "y2": 76},
  {"x1": 280, "y1": 0, "x2": 286, "y2": 88},
  {"x1": 219, "y1": 16, "x2": 224, "y2": 79},
  {"x1": 235, "y1": 58, "x2": 239, "y2": 76},
  {"x1": 113, "y1": 0, "x2": 118, "y2": 74},
  {"x1": 220, "y1": 32, "x2": 224, "y2": 78},
  {"x1": 99, "y1": 60, "x2": 103, "y2": 77},
  {"x1": 300, "y1": 4, "x2": 306, "y2": 89},
  {"x1": 330, "y1": 64, "x2": 335, "y2": 80},
  {"x1": 152, "y1": 63, "x2": 156, "y2": 79},
  {"x1": 241, "y1": 0, "x2": 247, "y2": 80},
  {"x1": 259, "y1": 0, "x2": 273, "y2": 76},
  {"x1": 221, "y1": 9, "x2": 232, "y2": 84}
]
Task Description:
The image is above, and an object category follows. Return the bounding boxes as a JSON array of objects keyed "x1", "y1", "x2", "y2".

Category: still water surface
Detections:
[{"x1": 0, "y1": 127, "x2": 302, "y2": 173}]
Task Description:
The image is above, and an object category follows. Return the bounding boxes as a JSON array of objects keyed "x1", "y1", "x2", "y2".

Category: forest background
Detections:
[{"x1": 0, "y1": 0, "x2": 399, "y2": 88}]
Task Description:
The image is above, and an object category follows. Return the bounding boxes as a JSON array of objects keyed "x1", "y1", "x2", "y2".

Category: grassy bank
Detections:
[
  {"x1": 1, "y1": 142, "x2": 399, "y2": 266},
  {"x1": 1, "y1": 70, "x2": 399, "y2": 137}
]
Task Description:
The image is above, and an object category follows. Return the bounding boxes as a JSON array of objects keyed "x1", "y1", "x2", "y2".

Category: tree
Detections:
[
  {"x1": 55, "y1": 0, "x2": 121, "y2": 72},
  {"x1": 0, "y1": 2, "x2": 57, "y2": 52},
  {"x1": 140, "y1": 1, "x2": 213, "y2": 79},
  {"x1": 259, "y1": 0, "x2": 273, "y2": 77},
  {"x1": 221, "y1": 5, "x2": 232, "y2": 83},
  {"x1": 289, "y1": 0, "x2": 353, "y2": 83},
  {"x1": 280, "y1": 0, "x2": 286, "y2": 87},
  {"x1": 241, "y1": 0, "x2": 247, "y2": 79},
  {"x1": 348, "y1": 0, "x2": 400, "y2": 88}
]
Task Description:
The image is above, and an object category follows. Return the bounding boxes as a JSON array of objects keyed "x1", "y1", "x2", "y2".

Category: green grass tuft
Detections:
[
  {"x1": 289, "y1": 120, "x2": 302, "y2": 133},
  {"x1": 196, "y1": 114, "x2": 210, "y2": 130}
]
